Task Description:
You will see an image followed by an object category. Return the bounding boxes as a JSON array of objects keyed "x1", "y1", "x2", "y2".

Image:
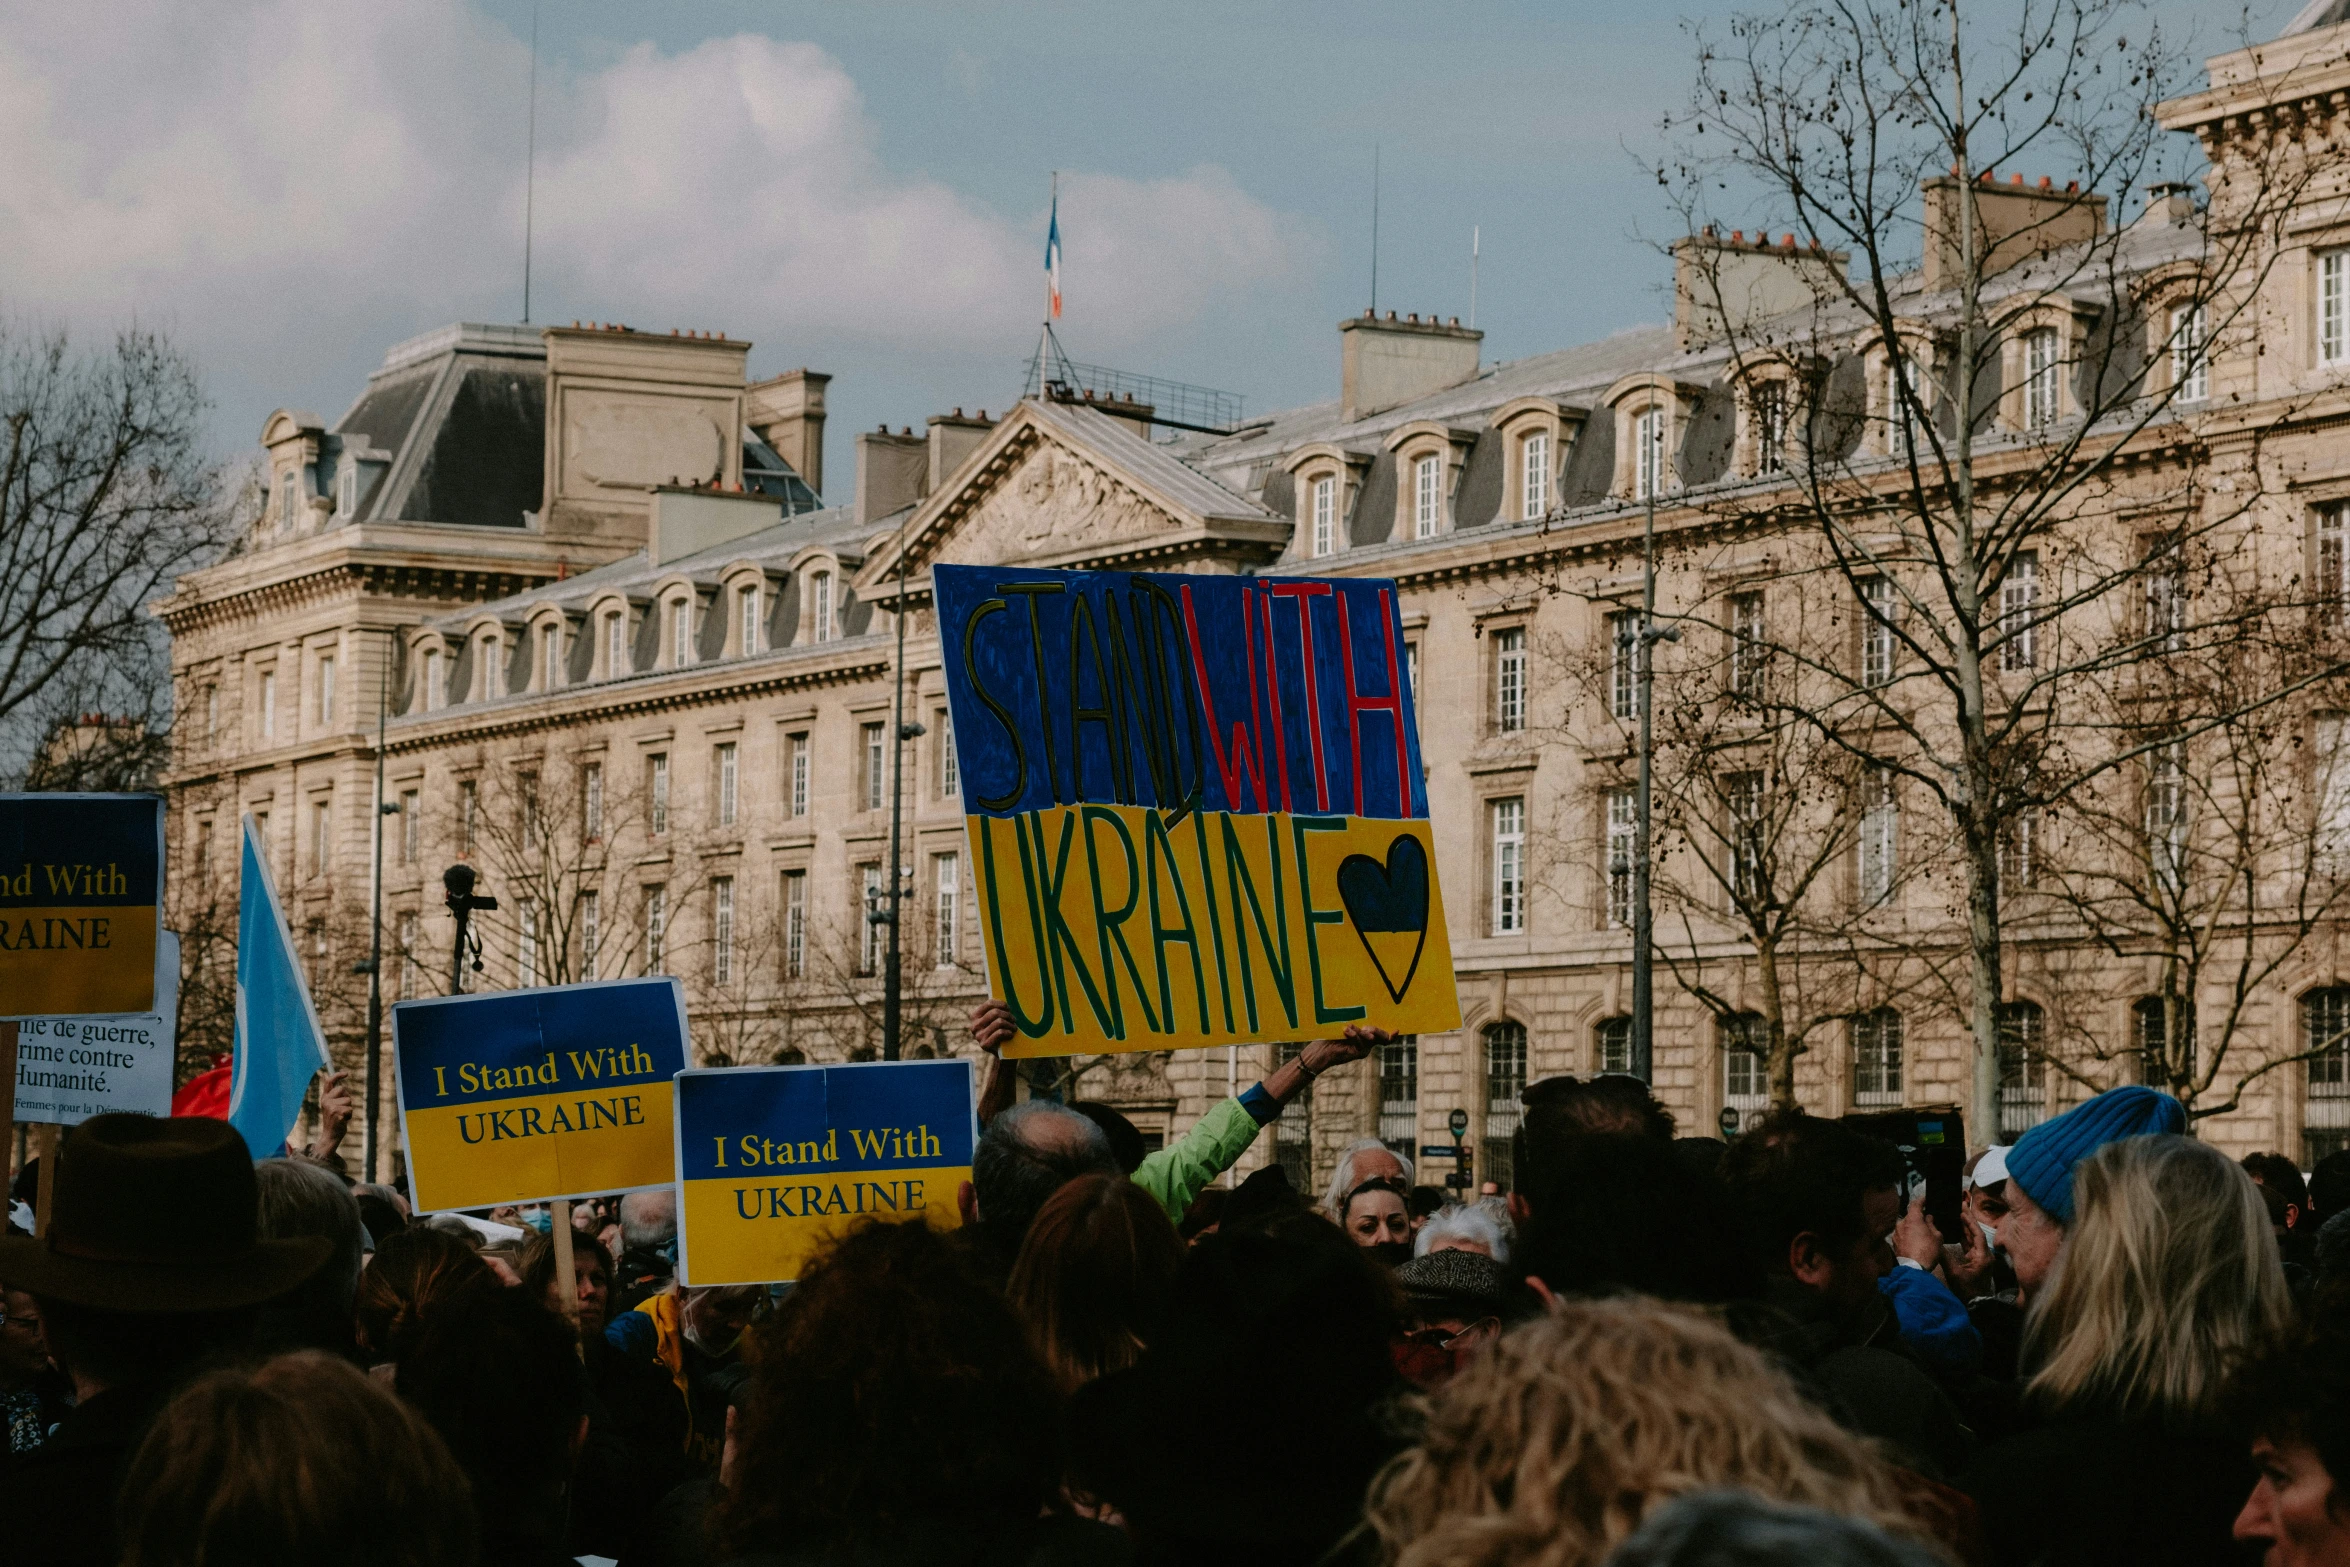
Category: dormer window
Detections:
[
  {"x1": 538, "y1": 623, "x2": 562, "y2": 691},
  {"x1": 336, "y1": 463, "x2": 356, "y2": 519},
  {"x1": 1311, "y1": 476, "x2": 1336, "y2": 556},
  {"x1": 668, "y1": 598, "x2": 693, "y2": 668},
  {"x1": 1752, "y1": 381, "x2": 1787, "y2": 474},
  {"x1": 422, "y1": 647, "x2": 445, "y2": 711},
  {"x1": 481, "y1": 634, "x2": 505, "y2": 699},
  {"x1": 603, "y1": 610, "x2": 627, "y2": 678},
  {"x1": 1413, "y1": 454, "x2": 1443, "y2": 538},
  {"x1": 1521, "y1": 432, "x2": 1550, "y2": 519},
  {"x1": 2324, "y1": 249, "x2": 2350, "y2": 367},
  {"x1": 1633, "y1": 409, "x2": 1665, "y2": 500},
  {"x1": 812, "y1": 571, "x2": 835, "y2": 643},
  {"x1": 2021, "y1": 328, "x2": 2061, "y2": 429},
  {"x1": 1880, "y1": 348, "x2": 1929, "y2": 456},
  {"x1": 739, "y1": 581, "x2": 764, "y2": 655},
  {"x1": 278, "y1": 470, "x2": 298, "y2": 531},
  {"x1": 2170, "y1": 304, "x2": 2209, "y2": 403}
]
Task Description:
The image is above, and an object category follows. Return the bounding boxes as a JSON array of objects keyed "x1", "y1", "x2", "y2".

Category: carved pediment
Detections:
[{"x1": 938, "y1": 437, "x2": 1176, "y2": 567}]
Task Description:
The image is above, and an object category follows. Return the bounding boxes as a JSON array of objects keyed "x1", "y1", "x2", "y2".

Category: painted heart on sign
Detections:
[{"x1": 1335, "y1": 834, "x2": 1431, "y2": 1004}]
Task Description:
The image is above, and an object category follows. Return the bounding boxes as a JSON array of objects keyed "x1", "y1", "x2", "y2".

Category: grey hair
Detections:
[
  {"x1": 619, "y1": 1187, "x2": 678, "y2": 1250},
  {"x1": 1414, "y1": 1203, "x2": 1512, "y2": 1265},
  {"x1": 1602, "y1": 1490, "x2": 1950, "y2": 1567},
  {"x1": 1320, "y1": 1136, "x2": 1415, "y2": 1218},
  {"x1": 971, "y1": 1101, "x2": 1117, "y2": 1253},
  {"x1": 253, "y1": 1158, "x2": 366, "y2": 1314}
]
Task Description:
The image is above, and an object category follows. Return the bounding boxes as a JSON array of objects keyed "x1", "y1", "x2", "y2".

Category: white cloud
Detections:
[{"x1": 0, "y1": 1, "x2": 1313, "y2": 441}]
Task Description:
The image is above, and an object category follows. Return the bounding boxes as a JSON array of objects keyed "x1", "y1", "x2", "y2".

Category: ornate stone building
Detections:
[{"x1": 160, "y1": 19, "x2": 2350, "y2": 1188}]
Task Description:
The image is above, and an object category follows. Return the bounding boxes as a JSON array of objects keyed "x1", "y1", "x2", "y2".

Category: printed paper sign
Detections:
[
  {"x1": 933, "y1": 565, "x2": 1459, "y2": 1057},
  {"x1": 12, "y1": 931, "x2": 179, "y2": 1124},
  {"x1": 393, "y1": 976, "x2": 689, "y2": 1213},
  {"x1": 675, "y1": 1059, "x2": 976, "y2": 1285},
  {"x1": 0, "y1": 794, "x2": 164, "y2": 1017}
]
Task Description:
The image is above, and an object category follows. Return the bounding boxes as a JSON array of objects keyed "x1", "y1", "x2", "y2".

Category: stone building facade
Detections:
[{"x1": 159, "y1": 22, "x2": 2350, "y2": 1188}]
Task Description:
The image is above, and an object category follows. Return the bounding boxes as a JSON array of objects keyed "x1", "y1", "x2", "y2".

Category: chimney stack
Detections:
[
  {"x1": 1920, "y1": 173, "x2": 2106, "y2": 291},
  {"x1": 1671, "y1": 231, "x2": 1848, "y2": 349},
  {"x1": 1338, "y1": 313, "x2": 1483, "y2": 423},
  {"x1": 856, "y1": 426, "x2": 928, "y2": 528},
  {"x1": 926, "y1": 408, "x2": 996, "y2": 491}
]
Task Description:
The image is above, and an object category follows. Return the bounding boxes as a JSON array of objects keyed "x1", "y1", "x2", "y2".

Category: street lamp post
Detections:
[
  {"x1": 443, "y1": 864, "x2": 496, "y2": 996},
  {"x1": 1631, "y1": 449, "x2": 1678, "y2": 1082},
  {"x1": 879, "y1": 533, "x2": 924, "y2": 1061}
]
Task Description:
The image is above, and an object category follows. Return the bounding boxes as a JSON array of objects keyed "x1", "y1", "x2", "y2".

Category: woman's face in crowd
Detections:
[
  {"x1": 556, "y1": 1257, "x2": 611, "y2": 1336},
  {"x1": 1994, "y1": 1179, "x2": 2065, "y2": 1293},
  {"x1": 1346, "y1": 1191, "x2": 1412, "y2": 1249},
  {"x1": 2235, "y1": 1435, "x2": 2350, "y2": 1567},
  {"x1": 0, "y1": 1288, "x2": 45, "y2": 1383}
]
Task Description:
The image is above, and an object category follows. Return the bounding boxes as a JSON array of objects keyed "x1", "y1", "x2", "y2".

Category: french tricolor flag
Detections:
[{"x1": 1045, "y1": 196, "x2": 1063, "y2": 320}]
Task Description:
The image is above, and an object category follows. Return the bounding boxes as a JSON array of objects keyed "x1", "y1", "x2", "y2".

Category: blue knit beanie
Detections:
[{"x1": 2005, "y1": 1084, "x2": 2186, "y2": 1225}]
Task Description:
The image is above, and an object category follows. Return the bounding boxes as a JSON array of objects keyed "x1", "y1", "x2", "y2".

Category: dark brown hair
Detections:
[
  {"x1": 717, "y1": 1219, "x2": 1058, "y2": 1558},
  {"x1": 351, "y1": 1224, "x2": 495, "y2": 1362},
  {"x1": 118, "y1": 1350, "x2": 477, "y2": 1567},
  {"x1": 1007, "y1": 1172, "x2": 1186, "y2": 1392},
  {"x1": 517, "y1": 1229, "x2": 614, "y2": 1317}
]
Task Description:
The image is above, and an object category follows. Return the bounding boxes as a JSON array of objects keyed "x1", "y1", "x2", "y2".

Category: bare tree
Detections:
[
  {"x1": 1659, "y1": 0, "x2": 2346, "y2": 1131},
  {"x1": 0, "y1": 322, "x2": 238, "y2": 785}
]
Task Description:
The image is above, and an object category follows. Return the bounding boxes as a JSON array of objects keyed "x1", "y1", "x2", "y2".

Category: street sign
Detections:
[
  {"x1": 1419, "y1": 1145, "x2": 1458, "y2": 1158},
  {"x1": 1447, "y1": 1108, "x2": 1468, "y2": 1137},
  {"x1": 1718, "y1": 1106, "x2": 1742, "y2": 1136}
]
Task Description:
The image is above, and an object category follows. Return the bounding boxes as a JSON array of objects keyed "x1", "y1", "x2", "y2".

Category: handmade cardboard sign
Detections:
[
  {"x1": 0, "y1": 794, "x2": 164, "y2": 1017},
  {"x1": 393, "y1": 977, "x2": 688, "y2": 1213},
  {"x1": 933, "y1": 565, "x2": 1458, "y2": 1056},
  {"x1": 11, "y1": 931, "x2": 180, "y2": 1124},
  {"x1": 674, "y1": 1058, "x2": 976, "y2": 1285}
]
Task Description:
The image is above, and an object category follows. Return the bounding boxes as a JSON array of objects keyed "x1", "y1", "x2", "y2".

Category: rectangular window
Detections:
[
  {"x1": 337, "y1": 462, "x2": 357, "y2": 518},
  {"x1": 1273, "y1": 1041, "x2": 1314, "y2": 1190},
  {"x1": 316, "y1": 653, "x2": 335, "y2": 727},
  {"x1": 1606, "y1": 786, "x2": 1636, "y2": 929},
  {"x1": 1884, "y1": 352, "x2": 1923, "y2": 455},
  {"x1": 1728, "y1": 591, "x2": 1766, "y2": 700},
  {"x1": 2144, "y1": 538, "x2": 2185, "y2": 653},
  {"x1": 1633, "y1": 409, "x2": 1664, "y2": 500},
  {"x1": 399, "y1": 790, "x2": 419, "y2": 864},
  {"x1": 518, "y1": 901, "x2": 539, "y2": 988},
  {"x1": 2321, "y1": 718, "x2": 2350, "y2": 874},
  {"x1": 540, "y1": 623, "x2": 561, "y2": 690},
  {"x1": 783, "y1": 871, "x2": 807, "y2": 979},
  {"x1": 1860, "y1": 576, "x2": 1896, "y2": 688},
  {"x1": 1599, "y1": 1017, "x2": 1633, "y2": 1075},
  {"x1": 604, "y1": 612, "x2": 626, "y2": 677},
  {"x1": 2324, "y1": 249, "x2": 2349, "y2": 367},
  {"x1": 644, "y1": 886, "x2": 666, "y2": 973},
  {"x1": 2146, "y1": 738, "x2": 2188, "y2": 892},
  {"x1": 1753, "y1": 380, "x2": 1787, "y2": 474},
  {"x1": 1492, "y1": 796, "x2": 1526, "y2": 935},
  {"x1": 204, "y1": 684, "x2": 219, "y2": 741},
  {"x1": 278, "y1": 470, "x2": 297, "y2": 530},
  {"x1": 859, "y1": 862, "x2": 883, "y2": 976},
  {"x1": 1998, "y1": 1004, "x2": 2051, "y2": 1139},
  {"x1": 863, "y1": 722, "x2": 886, "y2": 812},
  {"x1": 193, "y1": 817, "x2": 213, "y2": 884},
  {"x1": 649, "y1": 754, "x2": 669, "y2": 836},
  {"x1": 1858, "y1": 765, "x2": 1898, "y2": 906},
  {"x1": 1609, "y1": 610, "x2": 1639, "y2": 721},
  {"x1": 309, "y1": 797, "x2": 330, "y2": 877},
  {"x1": 1415, "y1": 453, "x2": 1443, "y2": 538},
  {"x1": 1494, "y1": 627, "x2": 1526, "y2": 733},
  {"x1": 2171, "y1": 303, "x2": 2209, "y2": 402},
  {"x1": 713, "y1": 877, "x2": 735, "y2": 986},
  {"x1": 1853, "y1": 1010, "x2": 1905, "y2": 1107},
  {"x1": 1311, "y1": 476, "x2": 1336, "y2": 557},
  {"x1": 2322, "y1": 506, "x2": 2350, "y2": 622},
  {"x1": 459, "y1": 780, "x2": 477, "y2": 855},
  {"x1": 1724, "y1": 1017, "x2": 1768, "y2": 1115},
  {"x1": 1406, "y1": 642, "x2": 1421, "y2": 705},
  {"x1": 739, "y1": 583, "x2": 763, "y2": 655},
  {"x1": 812, "y1": 572, "x2": 835, "y2": 643},
  {"x1": 260, "y1": 669, "x2": 276, "y2": 740},
  {"x1": 2022, "y1": 327, "x2": 2062, "y2": 429},
  {"x1": 939, "y1": 715, "x2": 959, "y2": 798},
  {"x1": 1379, "y1": 1037, "x2": 1419, "y2": 1156},
  {"x1": 580, "y1": 890, "x2": 600, "y2": 981},
  {"x1": 2306, "y1": 991, "x2": 2350, "y2": 1163},
  {"x1": 396, "y1": 911, "x2": 418, "y2": 1000},
  {"x1": 518, "y1": 771, "x2": 540, "y2": 844},
  {"x1": 716, "y1": 742, "x2": 739, "y2": 827},
  {"x1": 1726, "y1": 769, "x2": 1767, "y2": 902},
  {"x1": 1483, "y1": 1024, "x2": 1527, "y2": 1189},
  {"x1": 1522, "y1": 432, "x2": 1550, "y2": 519},
  {"x1": 934, "y1": 852, "x2": 960, "y2": 966},
  {"x1": 670, "y1": 600, "x2": 692, "y2": 668},
  {"x1": 480, "y1": 635, "x2": 503, "y2": 700},
  {"x1": 2000, "y1": 552, "x2": 2039, "y2": 672},
  {"x1": 424, "y1": 648, "x2": 445, "y2": 710},
  {"x1": 2000, "y1": 808, "x2": 2039, "y2": 892},
  {"x1": 789, "y1": 733, "x2": 810, "y2": 817},
  {"x1": 582, "y1": 762, "x2": 603, "y2": 841}
]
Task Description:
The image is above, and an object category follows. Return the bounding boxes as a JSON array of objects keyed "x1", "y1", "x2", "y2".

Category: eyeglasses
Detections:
[{"x1": 1403, "y1": 1317, "x2": 1501, "y2": 1351}]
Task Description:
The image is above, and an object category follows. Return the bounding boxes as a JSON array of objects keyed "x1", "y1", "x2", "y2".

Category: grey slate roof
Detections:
[{"x1": 335, "y1": 323, "x2": 546, "y2": 528}]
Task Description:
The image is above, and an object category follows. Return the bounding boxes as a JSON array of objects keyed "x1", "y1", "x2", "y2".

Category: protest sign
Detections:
[
  {"x1": 933, "y1": 564, "x2": 1459, "y2": 1056},
  {"x1": 0, "y1": 794, "x2": 164, "y2": 1017},
  {"x1": 393, "y1": 976, "x2": 688, "y2": 1213},
  {"x1": 12, "y1": 931, "x2": 179, "y2": 1124},
  {"x1": 674, "y1": 1058, "x2": 976, "y2": 1286}
]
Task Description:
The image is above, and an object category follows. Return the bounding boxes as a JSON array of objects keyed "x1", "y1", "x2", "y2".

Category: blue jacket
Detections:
[{"x1": 1878, "y1": 1262, "x2": 1981, "y2": 1376}]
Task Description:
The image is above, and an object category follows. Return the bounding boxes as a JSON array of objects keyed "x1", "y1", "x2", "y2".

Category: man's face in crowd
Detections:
[
  {"x1": 2236, "y1": 1435, "x2": 2350, "y2": 1567},
  {"x1": 0, "y1": 1287, "x2": 45, "y2": 1384},
  {"x1": 1996, "y1": 1179, "x2": 2066, "y2": 1292},
  {"x1": 1793, "y1": 1185, "x2": 1899, "y2": 1314},
  {"x1": 682, "y1": 1287, "x2": 756, "y2": 1355}
]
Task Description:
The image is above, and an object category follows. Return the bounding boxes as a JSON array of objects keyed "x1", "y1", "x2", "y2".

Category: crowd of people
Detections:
[{"x1": 6, "y1": 1008, "x2": 2350, "y2": 1566}]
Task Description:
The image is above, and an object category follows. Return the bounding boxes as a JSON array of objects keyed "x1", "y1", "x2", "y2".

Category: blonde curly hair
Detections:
[{"x1": 1362, "y1": 1298, "x2": 1939, "y2": 1567}]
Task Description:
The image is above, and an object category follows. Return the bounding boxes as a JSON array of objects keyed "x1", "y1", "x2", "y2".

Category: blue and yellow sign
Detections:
[
  {"x1": 392, "y1": 977, "x2": 688, "y2": 1213},
  {"x1": 674, "y1": 1059, "x2": 976, "y2": 1285},
  {"x1": 933, "y1": 565, "x2": 1459, "y2": 1057},
  {"x1": 0, "y1": 794, "x2": 163, "y2": 1018}
]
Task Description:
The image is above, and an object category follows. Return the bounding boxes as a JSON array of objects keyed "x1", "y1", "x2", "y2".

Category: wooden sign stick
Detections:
[
  {"x1": 32, "y1": 1122, "x2": 58, "y2": 1239},
  {"x1": 551, "y1": 1198, "x2": 579, "y2": 1330}
]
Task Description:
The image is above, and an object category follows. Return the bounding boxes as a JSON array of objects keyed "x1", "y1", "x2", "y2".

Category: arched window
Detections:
[
  {"x1": 1482, "y1": 1022, "x2": 1528, "y2": 1190},
  {"x1": 1596, "y1": 1015, "x2": 1633, "y2": 1076},
  {"x1": 1996, "y1": 1000, "x2": 2049, "y2": 1139},
  {"x1": 1852, "y1": 1009, "x2": 1903, "y2": 1108},
  {"x1": 1722, "y1": 1013, "x2": 1767, "y2": 1127},
  {"x1": 1379, "y1": 1037, "x2": 1418, "y2": 1159},
  {"x1": 2134, "y1": 995, "x2": 2196, "y2": 1088},
  {"x1": 2304, "y1": 988, "x2": 2350, "y2": 1163}
]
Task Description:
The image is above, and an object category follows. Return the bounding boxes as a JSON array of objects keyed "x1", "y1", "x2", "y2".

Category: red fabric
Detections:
[{"x1": 171, "y1": 1061, "x2": 231, "y2": 1120}]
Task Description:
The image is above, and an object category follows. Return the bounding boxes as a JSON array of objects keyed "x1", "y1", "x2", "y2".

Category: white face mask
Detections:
[{"x1": 1979, "y1": 1222, "x2": 1999, "y2": 1251}]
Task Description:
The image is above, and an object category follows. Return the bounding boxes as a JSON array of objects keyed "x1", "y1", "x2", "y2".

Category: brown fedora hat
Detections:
[{"x1": 0, "y1": 1114, "x2": 329, "y2": 1312}]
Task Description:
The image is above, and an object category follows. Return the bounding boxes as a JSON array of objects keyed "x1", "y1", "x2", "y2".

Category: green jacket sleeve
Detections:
[{"x1": 1129, "y1": 1096, "x2": 1265, "y2": 1221}]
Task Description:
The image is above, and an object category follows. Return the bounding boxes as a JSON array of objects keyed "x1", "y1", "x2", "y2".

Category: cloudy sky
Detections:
[{"x1": 0, "y1": 0, "x2": 2293, "y2": 500}]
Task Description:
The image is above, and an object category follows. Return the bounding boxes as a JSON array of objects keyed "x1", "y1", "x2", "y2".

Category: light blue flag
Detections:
[{"x1": 229, "y1": 813, "x2": 330, "y2": 1160}]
